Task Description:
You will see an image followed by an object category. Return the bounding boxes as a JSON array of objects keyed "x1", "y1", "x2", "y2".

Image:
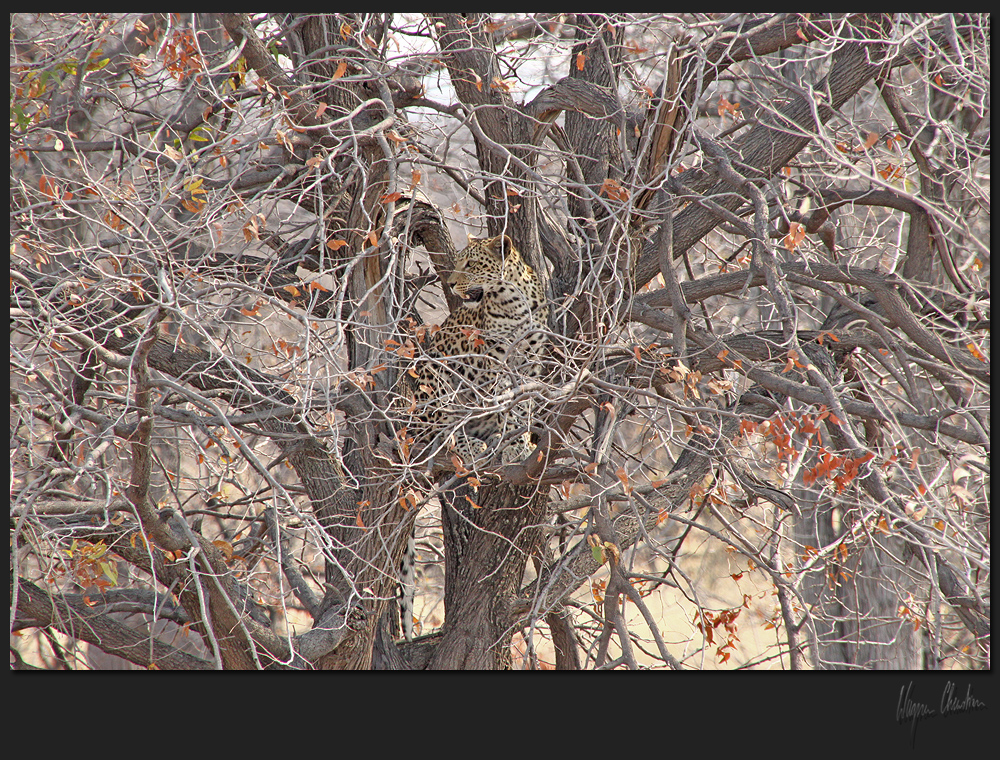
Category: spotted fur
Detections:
[{"x1": 396, "y1": 234, "x2": 548, "y2": 466}]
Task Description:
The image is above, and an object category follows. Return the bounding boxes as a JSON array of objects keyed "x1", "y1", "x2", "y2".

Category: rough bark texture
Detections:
[
  {"x1": 11, "y1": 13, "x2": 989, "y2": 671},
  {"x1": 427, "y1": 484, "x2": 548, "y2": 669}
]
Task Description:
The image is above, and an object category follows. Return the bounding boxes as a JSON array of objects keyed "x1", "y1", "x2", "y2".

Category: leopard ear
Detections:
[{"x1": 491, "y1": 234, "x2": 514, "y2": 256}]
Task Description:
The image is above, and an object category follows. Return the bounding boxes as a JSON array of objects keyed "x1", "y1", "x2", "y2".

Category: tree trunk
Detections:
[{"x1": 428, "y1": 483, "x2": 548, "y2": 669}]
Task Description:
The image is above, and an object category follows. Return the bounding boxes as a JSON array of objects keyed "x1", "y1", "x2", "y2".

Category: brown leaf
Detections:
[{"x1": 783, "y1": 221, "x2": 806, "y2": 251}]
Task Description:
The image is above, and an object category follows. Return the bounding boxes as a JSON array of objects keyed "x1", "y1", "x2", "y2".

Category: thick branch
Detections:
[
  {"x1": 13, "y1": 578, "x2": 213, "y2": 670},
  {"x1": 635, "y1": 15, "x2": 893, "y2": 287}
]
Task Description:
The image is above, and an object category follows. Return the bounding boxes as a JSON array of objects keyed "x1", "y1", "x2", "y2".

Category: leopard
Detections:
[
  {"x1": 392, "y1": 234, "x2": 548, "y2": 641},
  {"x1": 448, "y1": 233, "x2": 549, "y2": 340},
  {"x1": 394, "y1": 234, "x2": 549, "y2": 469}
]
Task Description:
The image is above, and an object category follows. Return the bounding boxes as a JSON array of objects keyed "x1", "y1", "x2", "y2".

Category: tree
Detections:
[{"x1": 11, "y1": 13, "x2": 989, "y2": 670}]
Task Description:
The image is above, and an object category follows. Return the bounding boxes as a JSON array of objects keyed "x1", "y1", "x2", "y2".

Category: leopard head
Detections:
[{"x1": 447, "y1": 234, "x2": 513, "y2": 300}]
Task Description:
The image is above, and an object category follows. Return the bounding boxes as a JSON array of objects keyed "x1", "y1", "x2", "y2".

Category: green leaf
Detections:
[
  {"x1": 10, "y1": 103, "x2": 29, "y2": 131},
  {"x1": 100, "y1": 561, "x2": 118, "y2": 586}
]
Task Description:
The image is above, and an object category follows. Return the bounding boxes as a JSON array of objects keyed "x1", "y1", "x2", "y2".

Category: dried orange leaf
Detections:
[
  {"x1": 783, "y1": 221, "x2": 806, "y2": 251},
  {"x1": 858, "y1": 131, "x2": 879, "y2": 151}
]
